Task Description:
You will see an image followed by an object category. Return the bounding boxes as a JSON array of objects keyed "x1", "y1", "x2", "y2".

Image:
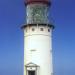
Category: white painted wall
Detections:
[{"x1": 24, "y1": 25, "x2": 53, "y2": 75}]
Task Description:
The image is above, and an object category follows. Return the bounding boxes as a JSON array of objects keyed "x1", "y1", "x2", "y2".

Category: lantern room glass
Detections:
[{"x1": 26, "y1": 4, "x2": 49, "y2": 24}]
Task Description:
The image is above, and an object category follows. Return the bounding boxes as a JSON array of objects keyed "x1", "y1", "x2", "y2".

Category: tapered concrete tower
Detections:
[{"x1": 22, "y1": 0, "x2": 54, "y2": 75}]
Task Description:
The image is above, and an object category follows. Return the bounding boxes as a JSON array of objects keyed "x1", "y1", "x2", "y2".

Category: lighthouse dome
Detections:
[{"x1": 25, "y1": 0, "x2": 51, "y2": 5}]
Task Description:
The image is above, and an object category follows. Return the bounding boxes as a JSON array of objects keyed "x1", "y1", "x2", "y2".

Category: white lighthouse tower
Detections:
[{"x1": 22, "y1": 0, "x2": 54, "y2": 75}]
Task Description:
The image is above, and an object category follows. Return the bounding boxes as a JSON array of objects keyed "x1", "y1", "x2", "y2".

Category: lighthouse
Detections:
[{"x1": 22, "y1": 0, "x2": 54, "y2": 75}]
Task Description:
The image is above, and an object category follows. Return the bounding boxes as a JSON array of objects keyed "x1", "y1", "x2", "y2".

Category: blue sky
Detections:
[{"x1": 0, "y1": 0, "x2": 75, "y2": 75}]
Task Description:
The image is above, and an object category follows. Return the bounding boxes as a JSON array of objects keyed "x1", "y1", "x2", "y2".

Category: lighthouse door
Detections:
[
  {"x1": 28, "y1": 71, "x2": 35, "y2": 75},
  {"x1": 26, "y1": 63, "x2": 39, "y2": 75}
]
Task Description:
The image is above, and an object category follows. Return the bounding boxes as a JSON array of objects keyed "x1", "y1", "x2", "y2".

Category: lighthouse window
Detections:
[
  {"x1": 48, "y1": 29, "x2": 50, "y2": 32},
  {"x1": 32, "y1": 28, "x2": 35, "y2": 31},
  {"x1": 26, "y1": 29, "x2": 27, "y2": 32},
  {"x1": 40, "y1": 28, "x2": 43, "y2": 31}
]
